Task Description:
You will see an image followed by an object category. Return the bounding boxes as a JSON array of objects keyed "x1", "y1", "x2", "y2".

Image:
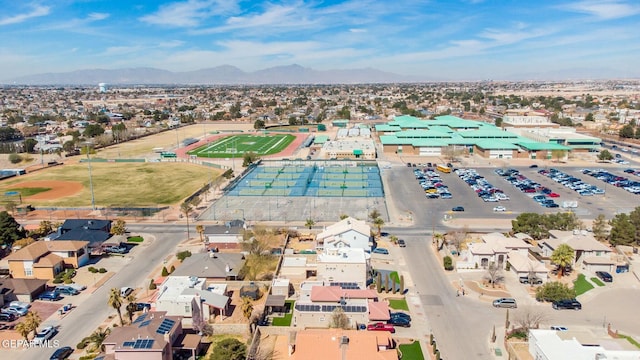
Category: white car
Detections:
[
  {"x1": 66, "y1": 283, "x2": 87, "y2": 292},
  {"x1": 493, "y1": 206, "x2": 507, "y2": 212},
  {"x1": 3, "y1": 305, "x2": 28, "y2": 316},
  {"x1": 33, "y1": 326, "x2": 57, "y2": 345},
  {"x1": 9, "y1": 301, "x2": 31, "y2": 309}
]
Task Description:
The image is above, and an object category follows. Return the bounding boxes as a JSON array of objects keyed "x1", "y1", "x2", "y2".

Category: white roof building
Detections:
[
  {"x1": 529, "y1": 329, "x2": 640, "y2": 360},
  {"x1": 316, "y1": 217, "x2": 371, "y2": 251}
]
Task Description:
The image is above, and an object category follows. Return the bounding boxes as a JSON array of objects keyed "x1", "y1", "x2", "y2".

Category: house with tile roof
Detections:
[
  {"x1": 6, "y1": 240, "x2": 89, "y2": 280},
  {"x1": 316, "y1": 217, "x2": 372, "y2": 252},
  {"x1": 290, "y1": 329, "x2": 398, "y2": 360},
  {"x1": 100, "y1": 311, "x2": 184, "y2": 360},
  {"x1": 292, "y1": 281, "x2": 388, "y2": 329},
  {"x1": 540, "y1": 230, "x2": 616, "y2": 273}
]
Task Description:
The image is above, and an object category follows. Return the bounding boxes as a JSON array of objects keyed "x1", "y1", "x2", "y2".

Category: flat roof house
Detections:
[{"x1": 291, "y1": 329, "x2": 397, "y2": 360}]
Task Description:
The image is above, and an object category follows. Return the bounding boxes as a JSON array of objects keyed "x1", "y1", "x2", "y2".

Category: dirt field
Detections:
[{"x1": 7, "y1": 180, "x2": 83, "y2": 200}]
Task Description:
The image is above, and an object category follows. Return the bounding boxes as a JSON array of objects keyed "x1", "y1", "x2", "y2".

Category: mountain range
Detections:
[{"x1": 3, "y1": 64, "x2": 419, "y2": 85}]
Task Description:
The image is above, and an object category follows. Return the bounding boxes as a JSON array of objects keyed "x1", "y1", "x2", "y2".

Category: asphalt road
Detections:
[{"x1": 10, "y1": 226, "x2": 186, "y2": 360}]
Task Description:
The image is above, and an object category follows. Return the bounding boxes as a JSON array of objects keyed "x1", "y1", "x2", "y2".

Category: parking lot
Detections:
[{"x1": 388, "y1": 165, "x2": 640, "y2": 223}]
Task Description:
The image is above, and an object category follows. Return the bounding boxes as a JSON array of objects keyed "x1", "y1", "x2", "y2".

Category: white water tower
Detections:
[{"x1": 98, "y1": 83, "x2": 107, "y2": 93}]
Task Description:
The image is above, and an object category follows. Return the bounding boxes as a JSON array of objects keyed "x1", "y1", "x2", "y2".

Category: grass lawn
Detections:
[
  {"x1": 8, "y1": 187, "x2": 51, "y2": 197},
  {"x1": 398, "y1": 341, "x2": 424, "y2": 360},
  {"x1": 272, "y1": 300, "x2": 294, "y2": 326},
  {"x1": 389, "y1": 271, "x2": 400, "y2": 283},
  {"x1": 590, "y1": 277, "x2": 605, "y2": 286},
  {"x1": 127, "y1": 236, "x2": 144, "y2": 243},
  {"x1": 0, "y1": 163, "x2": 220, "y2": 207},
  {"x1": 574, "y1": 274, "x2": 594, "y2": 296},
  {"x1": 388, "y1": 298, "x2": 409, "y2": 311},
  {"x1": 187, "y1": 134, "x2": 295, "y2": 158}
]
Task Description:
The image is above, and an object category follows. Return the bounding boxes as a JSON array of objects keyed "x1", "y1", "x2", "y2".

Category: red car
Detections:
[
  {"x1": 548, "y1": 192, "x2": 560, "y2": 198},
  {"x1": 367, "y1": 322, "x2": 396, "y2": 333}
]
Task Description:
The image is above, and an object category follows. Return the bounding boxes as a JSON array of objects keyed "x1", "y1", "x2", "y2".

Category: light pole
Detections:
[{"x1": 85, "y1": 143, "x2": 96, "y2": 210}]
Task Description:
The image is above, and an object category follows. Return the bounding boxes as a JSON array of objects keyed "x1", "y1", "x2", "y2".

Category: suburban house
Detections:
[
  {"x1": 154, "y1": 276, "x2": 230, "y2": 325},
  {"x1": 5, "y1": 240, "x2": 89, "y2": 280},
  {"x1": 462, "y1": 232, "x2": 532, "y2": 269},
  {"x1": 290, "y1": 329, "x2": 398, "y2": 360},
  {"x1": 203, "y1": 221, "x2": 245, "y2": 251},
  {"x1": 539, "y1": 230, "x2": 615, "y2": 272},
  {"x1": 48, "y1": 219, "x2": 112, "y2": 248},
  {"x1": 0, "y1": 278, "x2": 48, "y2": 303},
  {"x1": 170, "y1": 252, "x2": 245, "y2": 281},
  {"x1": 528, "y1": 329, "x2": 640, "y2": 360},
  {"x1": 316, "y1": 217, "x2": 372, "y2": 251},
  {"x1": 292, "y1": 281, "x2": 388, "y2": 329},
  {"x1": 101, "y1": 311, "x2": 185, "y2": 360},
  {"x1": 279, "y1": 256, "x2": 313, "y2": 280},
  {"x1": 316, "y1": 248, "x2": 369, "y2": 288},
  {"x1": 506, "y1": 253, "x2": 549, "y2": 282}
]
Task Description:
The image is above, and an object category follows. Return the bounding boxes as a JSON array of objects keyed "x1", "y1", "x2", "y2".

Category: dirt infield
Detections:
[{"x1": 7, "y1": 180, "x2": 83, "y2": 200}]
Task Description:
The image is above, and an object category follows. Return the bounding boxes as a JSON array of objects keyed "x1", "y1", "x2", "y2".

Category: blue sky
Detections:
[{"x1": 1, "y1": 0, "x2": 639, "y2": 81}]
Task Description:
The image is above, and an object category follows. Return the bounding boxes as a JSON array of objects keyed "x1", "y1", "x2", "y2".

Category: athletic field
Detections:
[{"x1": 187, "y1": 134, "x2": 295, "y2": 158}]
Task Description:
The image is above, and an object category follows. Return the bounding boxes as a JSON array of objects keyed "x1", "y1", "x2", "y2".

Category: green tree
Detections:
[
  {"x1": 161, "y1": 266, "x2": 169, "y2": 276},
  {"x1": 329, "y1": 307, "x2": 350, "y2": 329},
  {"x1": 584, "y1": 113, "x2": 594, "y2": 122},
  {"x1": 0, "y1": 211, "x2": 27, "y2": 247},
  {"x1": 535, "y1": 281, "x2": 576, "y2": 302},
  {"x1": 373, "y1": 217, "x2": 385, "y2": 237},
  {"x1": 368, "y1": 209, "x2": 381, "y2": 223},
  {"x1": 511, "y1": 213, "x2": 548, "y2": 239},
  {"x1": 598, "y1": 149, "x2": 613, "y2": 161},
  {"x1": 84, "y1": 123, "x2": 105, "y2": 137},
  {"x1": 24, "y1": 138, "x2": 38, "y2": 153},
  {"x1": 619, "y1": 124, "x2": 635, "y2": 138},
  {"x1": 209, "y1": 338, "x2": 247, "y2": 360},
  {"x1": 550, "y1": 244, "x2": 574, "y2": 278},
  {"x1": 176, "y1": 250, "x2": 192, "y2": 262},
  {"x1": 86, "y1": 327, "x2": 111, "y2": 353},
  {"x1": 107, "y1": 287, "x2": 124, "y2": 326},
  {"x1": 196, "y1": 224, "x2": 205, "y2": 243},
  {"x1": 110, "y1": 219, "x2": 126, "y2": 235},
  {"x1": 495, "y1": 118, "x2": 503, "y2": 127},
  {"x1": 21, "y1": 312, "x2": 42, "y2": 339},
  {"x1": 253, "y1": 119, "x2": 265, "y2": 129},
  {"x1": 15, "y1": 322, "x2": 31, "y2": 340},
  {"x1": 551, "y1": 149, "x2": 567, "y2": 162},
  {"x1": 305, "y1": 218, "x2": 315, "y2": 229},
  {"x1": 125, "y1": 294, "x2": 137, "y2": 324},
  {"x1": 628, "y1": 207, "x2": 640, "y2": 244},
  {"x1": 609, "y1": 213, "x2": 636, "y2": 246},
  {"x1": 8, "y1": 153, "x2": 22, "y2": 164},
  {"x1": 242, "y1": 151, "x2": 260, "y2": 167},
  {"x1": 35, "y1": 220, "x2": 54, "y2": 237},
  {"x1": 591, "y1": 214, "x2": 608, "y2": 242}
]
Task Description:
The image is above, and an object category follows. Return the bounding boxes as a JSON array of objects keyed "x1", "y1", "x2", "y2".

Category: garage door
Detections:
[
  {"x1": 419, "y1": 147, "x2": 441, "y2": 156},
  {"x1": 489, "y1": 150, "x2": 513, "y2": 159}
]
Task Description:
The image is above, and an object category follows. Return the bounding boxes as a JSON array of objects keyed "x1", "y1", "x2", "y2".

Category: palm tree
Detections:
[
  {"x1": 368, "y1": 209, "x2": 381, "y2": 223},
  {"x1": 196, "y1": 225, "x2": 205, "y2": 243},
  {"x1": 107, "y1": 288, "x2": 124, "y2": 326},
  {"x1": 373, "y1": 217, "x2": 384, "y2": 237},
  {"x1": 550, "y1": 243, "x2": 575, "y2": 278},
  {"x1": 15, "y1": 322, "x2": 31, "y2": 340},
  {"x1": 305, "y1": 219, "x2": 315, "y2": 229},
  {"x1": 125, "y1": 294, "x2": 137, "y2": 324},
  {"x1": 181, "y1": 202, "x2": 193, "y2": 239},
  {"x1": 23, "y1": 311, "x2": 41, "y2": 339},
  {"x1": 339, "y1": 214, "x2": 349, "y2": 220},
  {"x1": 87, "y1": 327, "x2": 111, "y2": 353}
]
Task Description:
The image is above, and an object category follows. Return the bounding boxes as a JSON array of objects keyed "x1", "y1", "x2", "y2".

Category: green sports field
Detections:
[{"x1": 187, "y1": 134, "x2": 295, "y2": 158}]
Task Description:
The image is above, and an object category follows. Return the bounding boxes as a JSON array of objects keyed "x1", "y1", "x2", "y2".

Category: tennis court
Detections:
[
  {"x1": 187, "y1": 134, "x2": 295, "y2": 158},
  {"x1": 227, "y1": 162, "x2": 384, "y2": 197}
]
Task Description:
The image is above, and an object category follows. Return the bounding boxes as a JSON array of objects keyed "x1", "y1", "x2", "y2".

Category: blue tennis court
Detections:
[{"x1": 228, "y1": 162, "x2": 384, "y2": 197}]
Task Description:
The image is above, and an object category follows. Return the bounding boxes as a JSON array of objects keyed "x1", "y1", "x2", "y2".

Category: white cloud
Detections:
[
  {"x1": 195, "y1": 3, "x2": 315, "y2": 34},
  {"x1": 0, "y1": 5, "x2": 50, "y2": 26},
  {"x1": 140, "y1": 0, "x2": 239, "y2": 27},
  {"x1": 561, "y1": 0, "x2": 640, "y2": 20},
  {"x1": 87, "y1": 13, "x2": 110, "y2": 21},
  {"x1": 349, "y1": 28, "x2": 367, "y2": 33}
]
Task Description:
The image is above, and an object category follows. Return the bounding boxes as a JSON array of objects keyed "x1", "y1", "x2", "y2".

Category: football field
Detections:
[{"x1": 187, "y1": 134, "x2": 295, "y2": 158}]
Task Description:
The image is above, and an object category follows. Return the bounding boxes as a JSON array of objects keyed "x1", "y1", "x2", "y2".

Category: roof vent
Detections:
[{"x1": 340, "y1": 336, "x2": 349, "y2": 345}]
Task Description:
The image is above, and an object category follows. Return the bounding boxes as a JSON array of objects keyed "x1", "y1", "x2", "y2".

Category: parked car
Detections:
[
  {"x1": 492, "y1": 298, "x2": 517, "y2": 308},
  {"x1": 49, "y1": 346, "x2": 74, "y2": 360},
  {"x1": 367, "y1": 322, "x2": 395, "y2": 333},
  {"x1": 9, "y1": 301, "x2": 31, "y2": 309},
  {"x1": 529, "y1": 164, "x2": 539, "y2": 168},
  {"x1": 0, "y1": 312, "x2": 17, "y2": 322},
  {"x1": 66, "y1": 283, "x2": 87, "y2": 292},
  {"x1": 552, "y1": 299, "x2": 582, "y2": 310},
  {"x1": 389, "y1": 312, "x2": 412, "y2": 321},
  {"x1": 519, "y1": 276, "x2": 543, "y2": 285},
  {"x1": 55, "y1": 286, "x2": 79, "y2": 296},
  {"x1": 3, "y1": 305, "x2": 29, "y2": 316},
  {"x1": 33, "y1": 326, "x2": 58, "y2": 345},
  {"x1": 38, "y1": 291, "x2": 62, "y2": 302},
  {"x1": 372, "y1": 248, "x2": 389, "y2": 255},
  {"x1": 104, "y1": 246, "x2": 128, "y2": 254},
  {"x1": 387, "y1": 316, "x2": 411, "y2": 327},
  {"x1": 550, "y1": 326, "x2": 568, "y2": 331},
  {"x1": 397, "y1": 239, "x2": 406, "y2": 247},
  {"x1": 595, "y1": 271, "x2": 613, "y2": 283},
  {"x1": 451, "y1": 206, "x2": 465, "y2": 212},
  {"x1": 493, "y1": 206, "x2": 507, "y2": 212},
  {"x1": 120, "y1": 287, "x2": 134, "y2": 297},
  {"x1": 134, "y1": 303, "x2": 151, "y2": 311}
]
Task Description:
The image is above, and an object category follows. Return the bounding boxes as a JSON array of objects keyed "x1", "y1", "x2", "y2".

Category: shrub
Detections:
[
  {"x1": 8, "y1": 153, "x2": 22, "y2": 164},
  {"x1": 88, "y1": 267, "x2": 98, "y2": 273},
  {"x1": 535, "y1": 281, "x2": 576, "y2": 302},
  {"x1": 161, "y1": 267, "x2": 169, "y2": 276},
  {"x1": 443, "y1": 256, "x2": 454, "y2": 271},
  {"x1": 98, "y1": 268, "x2": 107, "y2": 273},
  {"x1": 64, "y1": 278, "x2": 73, "y2": 284},
  {"x1": 76, "y1": 338, "x2": 89, "y2": 350},
  {"x1": 176, "y1": 250, "x2": 192, "y2": 262},
  {"x1": 169, "y1": 265, "x2": 175, "y2": 274},
  {"x1": 149, "y1": 279, "x2": 157, "y2": 290},
  {"x1": 52, "y1": 278, "x2": 63, "y2": 284}
]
